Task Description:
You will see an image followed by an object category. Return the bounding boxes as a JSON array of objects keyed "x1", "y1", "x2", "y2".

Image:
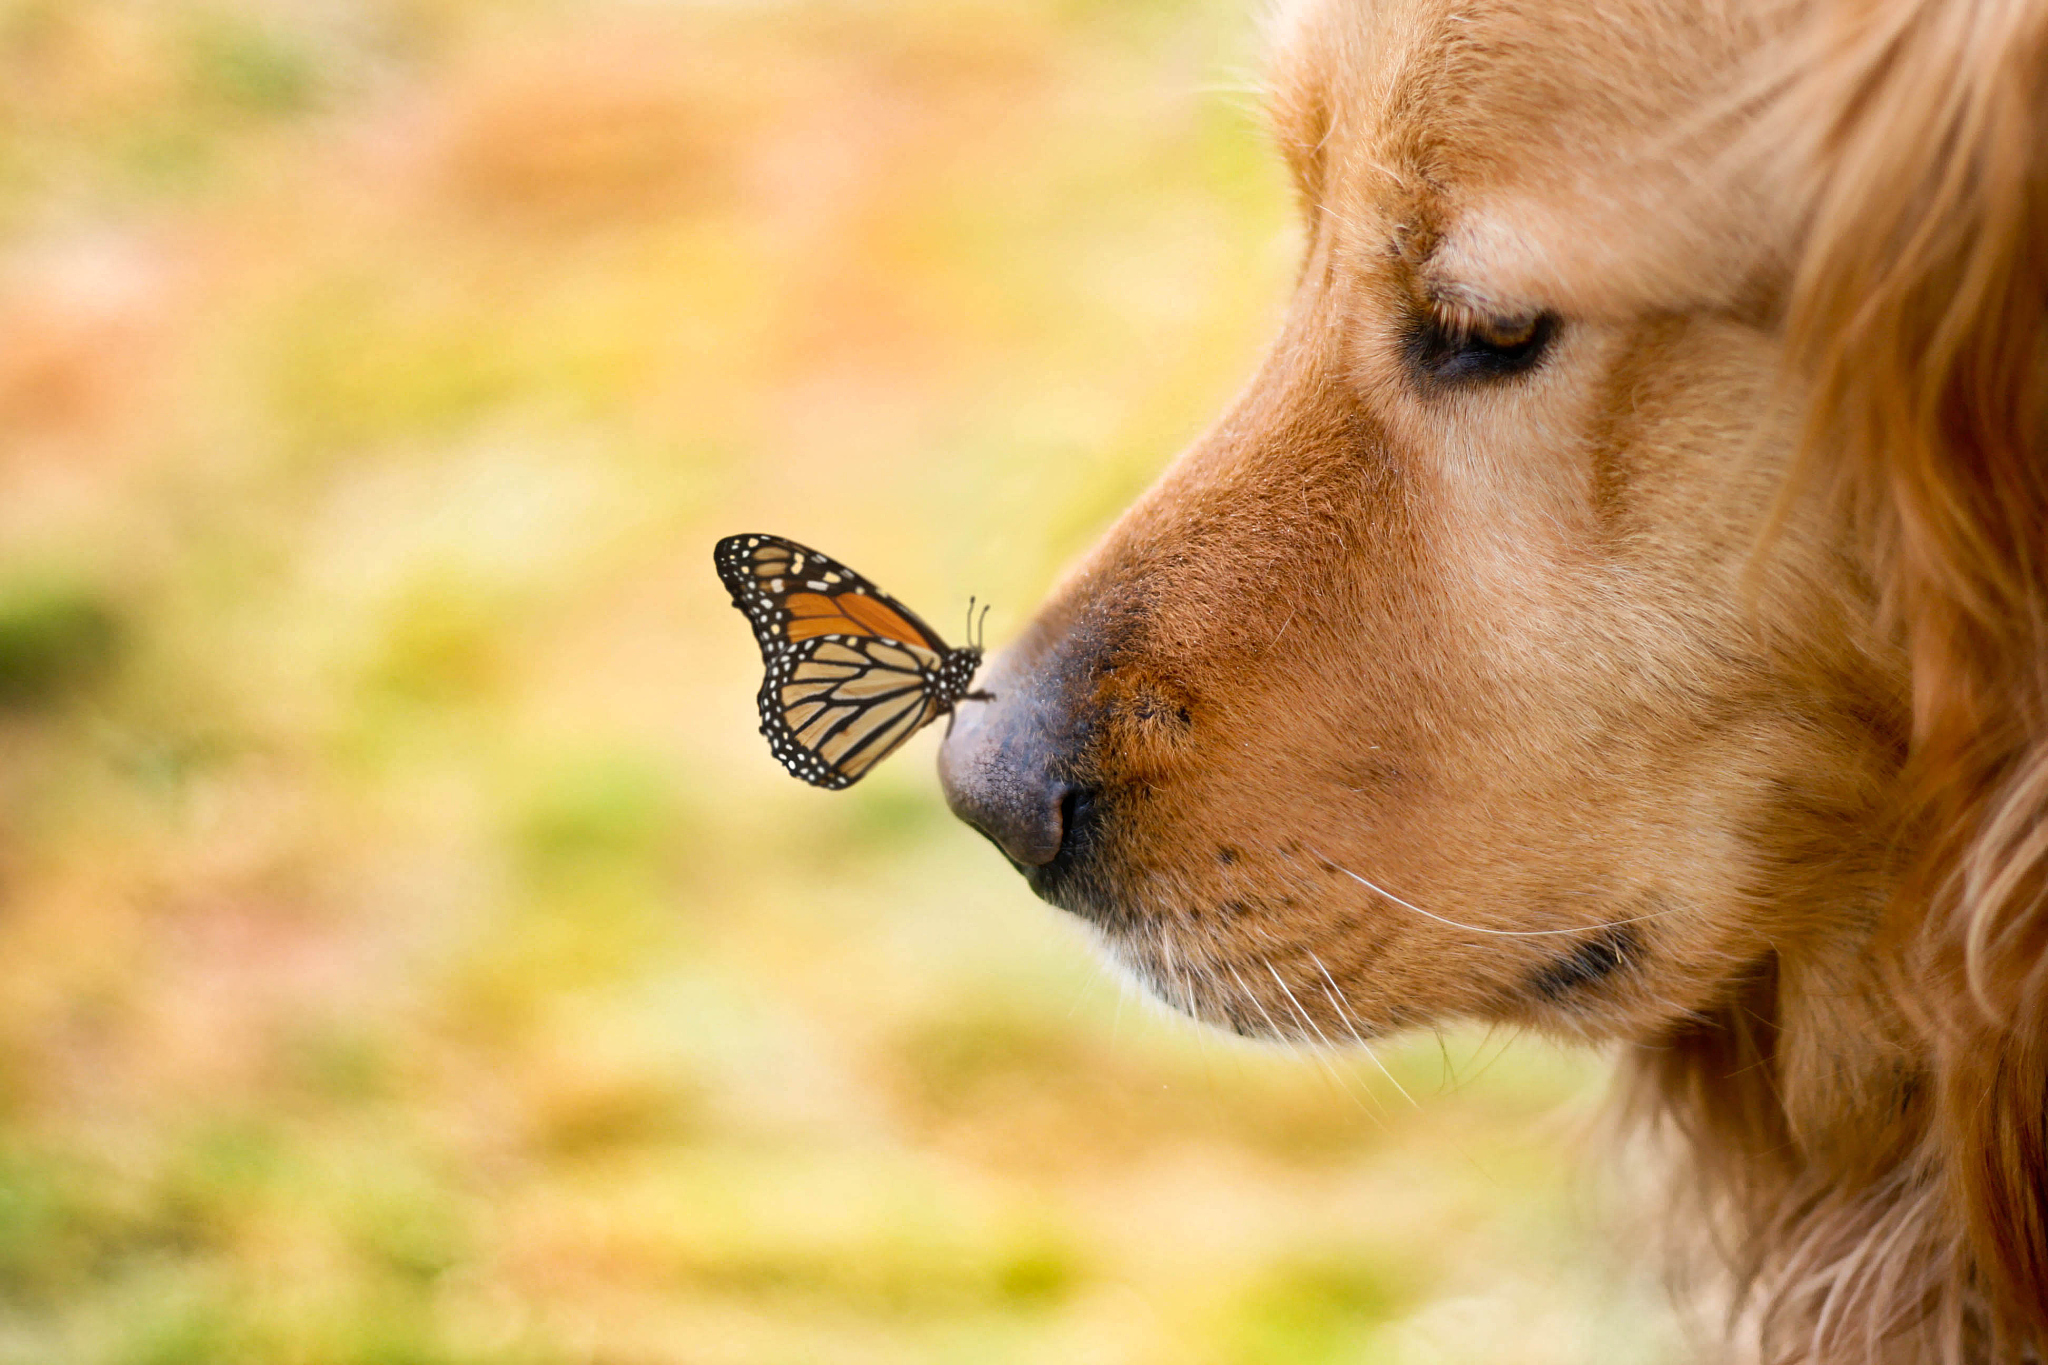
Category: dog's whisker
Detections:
[
  {"x1": 1260, "y1": 604, "x2": 1298, "y2": 655},
  {"x1": 1432, "y1": 1027, "x2": 1456, "y2": 1097},
  {"x1": 1435, "y1": 1023, "x2": 1497, "y2": 1099},
  {"x1": 1459, "y1": 1022, "x2": 1527, "y2": 1093},
  {"x1": 1223, "y1": 958, "x2": 1296, "y2": 1054},
  {"x1": 1305, "y1": 845, "x2": 1678, "y2": 939},
  {"x1": 1307, "y1": 948, "x2": 1419, "y2": 1111},
  {"x1": 1265, "y1": 958, "x2": 1330, "y2": 1048},
  {"x1": 1263, "y1": 957, "x2": 1391, "y2": 1126},
  {"x1": 1109, "y1": 955, "x2": 1132, "y2": 1048},
  {"x1": 1270, "y1": 956, "x2": 1398, "y2": 1121},
  {"x1": 1061, "y1": 964, "x2": 1103, "y2": 1022},
  {"x1": 1156, "y1": 922, "x2": 1201, "y2": 1021}
]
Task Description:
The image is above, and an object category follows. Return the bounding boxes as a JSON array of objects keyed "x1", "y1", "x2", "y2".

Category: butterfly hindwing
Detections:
[
  {"x1": 758, "y1": 635, "x2": 943, "y2": 789},
  {"x1": 715, "y1": 533, "x2": 983, "y2": 788}
]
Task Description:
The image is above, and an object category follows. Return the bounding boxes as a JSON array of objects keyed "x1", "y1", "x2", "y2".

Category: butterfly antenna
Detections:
[{"x1": 976, "y1": 601, "x2": 992, "y2": 651}]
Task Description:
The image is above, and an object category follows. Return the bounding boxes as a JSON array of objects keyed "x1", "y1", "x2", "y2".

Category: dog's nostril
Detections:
[
  {"x1": 1058, "y1": 786, "x2": 1085, "y2": 831},
  {"x1": 1055, "y1": 786, "x2": 1095, "y2": 862}
]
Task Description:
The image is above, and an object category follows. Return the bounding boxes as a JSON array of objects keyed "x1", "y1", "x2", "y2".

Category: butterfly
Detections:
[{"x1": 714, "y1": 533, "x2": 990, "y2": 789}]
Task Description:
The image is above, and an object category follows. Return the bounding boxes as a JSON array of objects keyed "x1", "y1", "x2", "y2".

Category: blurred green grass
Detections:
[{"x1": 0, "y1": 1, "x2": 1678, "y2": 1361}]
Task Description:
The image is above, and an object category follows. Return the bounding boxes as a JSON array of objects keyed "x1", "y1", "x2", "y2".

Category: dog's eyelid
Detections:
[
  {"x1": 1404, "y1": 299, "x2": 1558, "y2": 384},
  {"x1": 1449, "y1": 310, "x2": 1543, "y2": 352},
  {"x1": 1422, "y1": 281, "x2": 1535, "y2": 334}
]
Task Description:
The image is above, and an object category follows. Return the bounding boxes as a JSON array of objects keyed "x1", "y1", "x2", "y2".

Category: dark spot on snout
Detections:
[
  {"x1": 1217, "y1": 846, "x2": 1239, "y2": 866},
  {"x1": 1128, "y1": 687, "x2": 1192, "y2": 731},
  {"x1": 1529, "y1": 925, "x2": 1641, "y2": 1002}
]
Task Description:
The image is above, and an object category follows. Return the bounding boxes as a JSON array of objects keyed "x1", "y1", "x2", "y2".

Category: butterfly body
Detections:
[{"x1": 715, "y1": 534, "x2": 986, "y2": 788}]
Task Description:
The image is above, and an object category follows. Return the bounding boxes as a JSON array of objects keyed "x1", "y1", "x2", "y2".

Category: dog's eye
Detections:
[{"x1": 1407, "y1": 307, "x2": 1557, "y2": 383}]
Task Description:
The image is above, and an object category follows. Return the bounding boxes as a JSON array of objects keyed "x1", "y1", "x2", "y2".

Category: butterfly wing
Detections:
[
  {"x1": 759, "y1": 635, "x2": 945, "y2": 788},
  {"x1": 715, "y1": 533, "x2": 973, "y2": 789},
  {"x1": 715, "y1": 533, "x2": 953, "y2": 656}
]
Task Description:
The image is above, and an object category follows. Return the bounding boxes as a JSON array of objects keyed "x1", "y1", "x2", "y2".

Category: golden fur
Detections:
[{"x1": 940, "y1": 0, "x2": 2048, "y2": 1358}]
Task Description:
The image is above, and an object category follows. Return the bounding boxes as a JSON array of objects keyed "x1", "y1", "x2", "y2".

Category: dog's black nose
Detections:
[
  {"x1": 939, "y1": 699, "x2": 1068, "y2": 866},
  {"x1": 938, "y1": 646, "x2": 1091, "y2": 868}
]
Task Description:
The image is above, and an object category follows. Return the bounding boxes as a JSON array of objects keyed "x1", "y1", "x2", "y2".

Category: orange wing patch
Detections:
[
  {"x1": 784, "y1": 590, "x2": 933, "y2": 645},
  {"x1": 839, "y1": 592, "x2": 933, "y2": 647},
  {"x1": 785, "y1": 591, "x2": 863, "y2": 642}
]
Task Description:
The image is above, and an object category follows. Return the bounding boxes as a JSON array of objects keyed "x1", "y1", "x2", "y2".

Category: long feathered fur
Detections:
[{"x1": 1641, "y1": 3, "x2": 2048, "y2": 1359}]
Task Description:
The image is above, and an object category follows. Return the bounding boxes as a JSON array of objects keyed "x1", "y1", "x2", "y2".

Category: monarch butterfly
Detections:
[{"x1": 714, "y1": 533, "x2": 990, "y2": 789}]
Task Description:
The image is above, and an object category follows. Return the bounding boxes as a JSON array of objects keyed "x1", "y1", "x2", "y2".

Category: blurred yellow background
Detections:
[{"x1": 0, "y1": 2, "x2": 1678, "y2": 1361}]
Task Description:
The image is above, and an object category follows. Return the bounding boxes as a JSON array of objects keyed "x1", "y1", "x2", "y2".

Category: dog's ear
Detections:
[{"x1": 1775, "y1": 0, "x2": 2048, "y2": 1343}]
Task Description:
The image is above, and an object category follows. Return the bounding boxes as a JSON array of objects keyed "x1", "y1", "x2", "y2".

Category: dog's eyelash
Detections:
[{"x1": 1406, "y1": 307, "x2": 1557, "y2": 384}]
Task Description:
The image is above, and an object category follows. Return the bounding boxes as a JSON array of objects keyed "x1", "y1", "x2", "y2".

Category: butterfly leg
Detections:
[{"x1": 943, "y1": 693, "x2": 995, "y2": 736}]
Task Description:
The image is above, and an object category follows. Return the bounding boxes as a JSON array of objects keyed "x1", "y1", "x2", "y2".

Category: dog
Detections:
[{"x1": 937, "y1": 0, "x2": 2048, "y2": 1359}]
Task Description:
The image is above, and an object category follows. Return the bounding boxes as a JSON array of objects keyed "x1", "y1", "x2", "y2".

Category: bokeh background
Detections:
[{"x1": 0, "y1": 2, "x2": 1683, "y2": 1361}]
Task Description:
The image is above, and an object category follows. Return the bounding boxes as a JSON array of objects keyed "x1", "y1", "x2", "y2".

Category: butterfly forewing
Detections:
[{"x1": 715, "y1": 533, "x2": 982, "y2": 788}]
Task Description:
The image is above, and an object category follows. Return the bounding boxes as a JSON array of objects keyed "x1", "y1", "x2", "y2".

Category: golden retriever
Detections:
[{"x1": 937, "y1": 0, "x2": 2048, "y2": 1359}]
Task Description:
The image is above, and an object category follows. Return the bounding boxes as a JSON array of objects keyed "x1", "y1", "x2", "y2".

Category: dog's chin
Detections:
[
  {"x1": 1024, "y1": 871, "x2": 1393, "y2": 1045},
  {"x1": 1001, "y1": 796, "x2": 1394, "y2": 1042},
  {"x1": 1081, "y1": 923, "x2": 1259, "y2": 1037},
  {"x1": 1016, "y1": 857, "x2": 1220, "y2": 1019},
  {"x1": 1099, "y1": 925, "x2": 1395, "y2": 1043}
]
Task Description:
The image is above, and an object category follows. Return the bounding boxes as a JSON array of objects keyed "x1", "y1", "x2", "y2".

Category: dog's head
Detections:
[
  {"x1": 943, "y1": 0, "x2": 2048, "y2": 1352},
  {"x1": 943, "y1": 0, "x2": 1900, "y2": 1044}
]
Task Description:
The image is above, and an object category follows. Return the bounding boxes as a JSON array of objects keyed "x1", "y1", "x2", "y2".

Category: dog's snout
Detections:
[{"x1": 938, "y1": 685, "x2": 1081, "y2": 867}]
